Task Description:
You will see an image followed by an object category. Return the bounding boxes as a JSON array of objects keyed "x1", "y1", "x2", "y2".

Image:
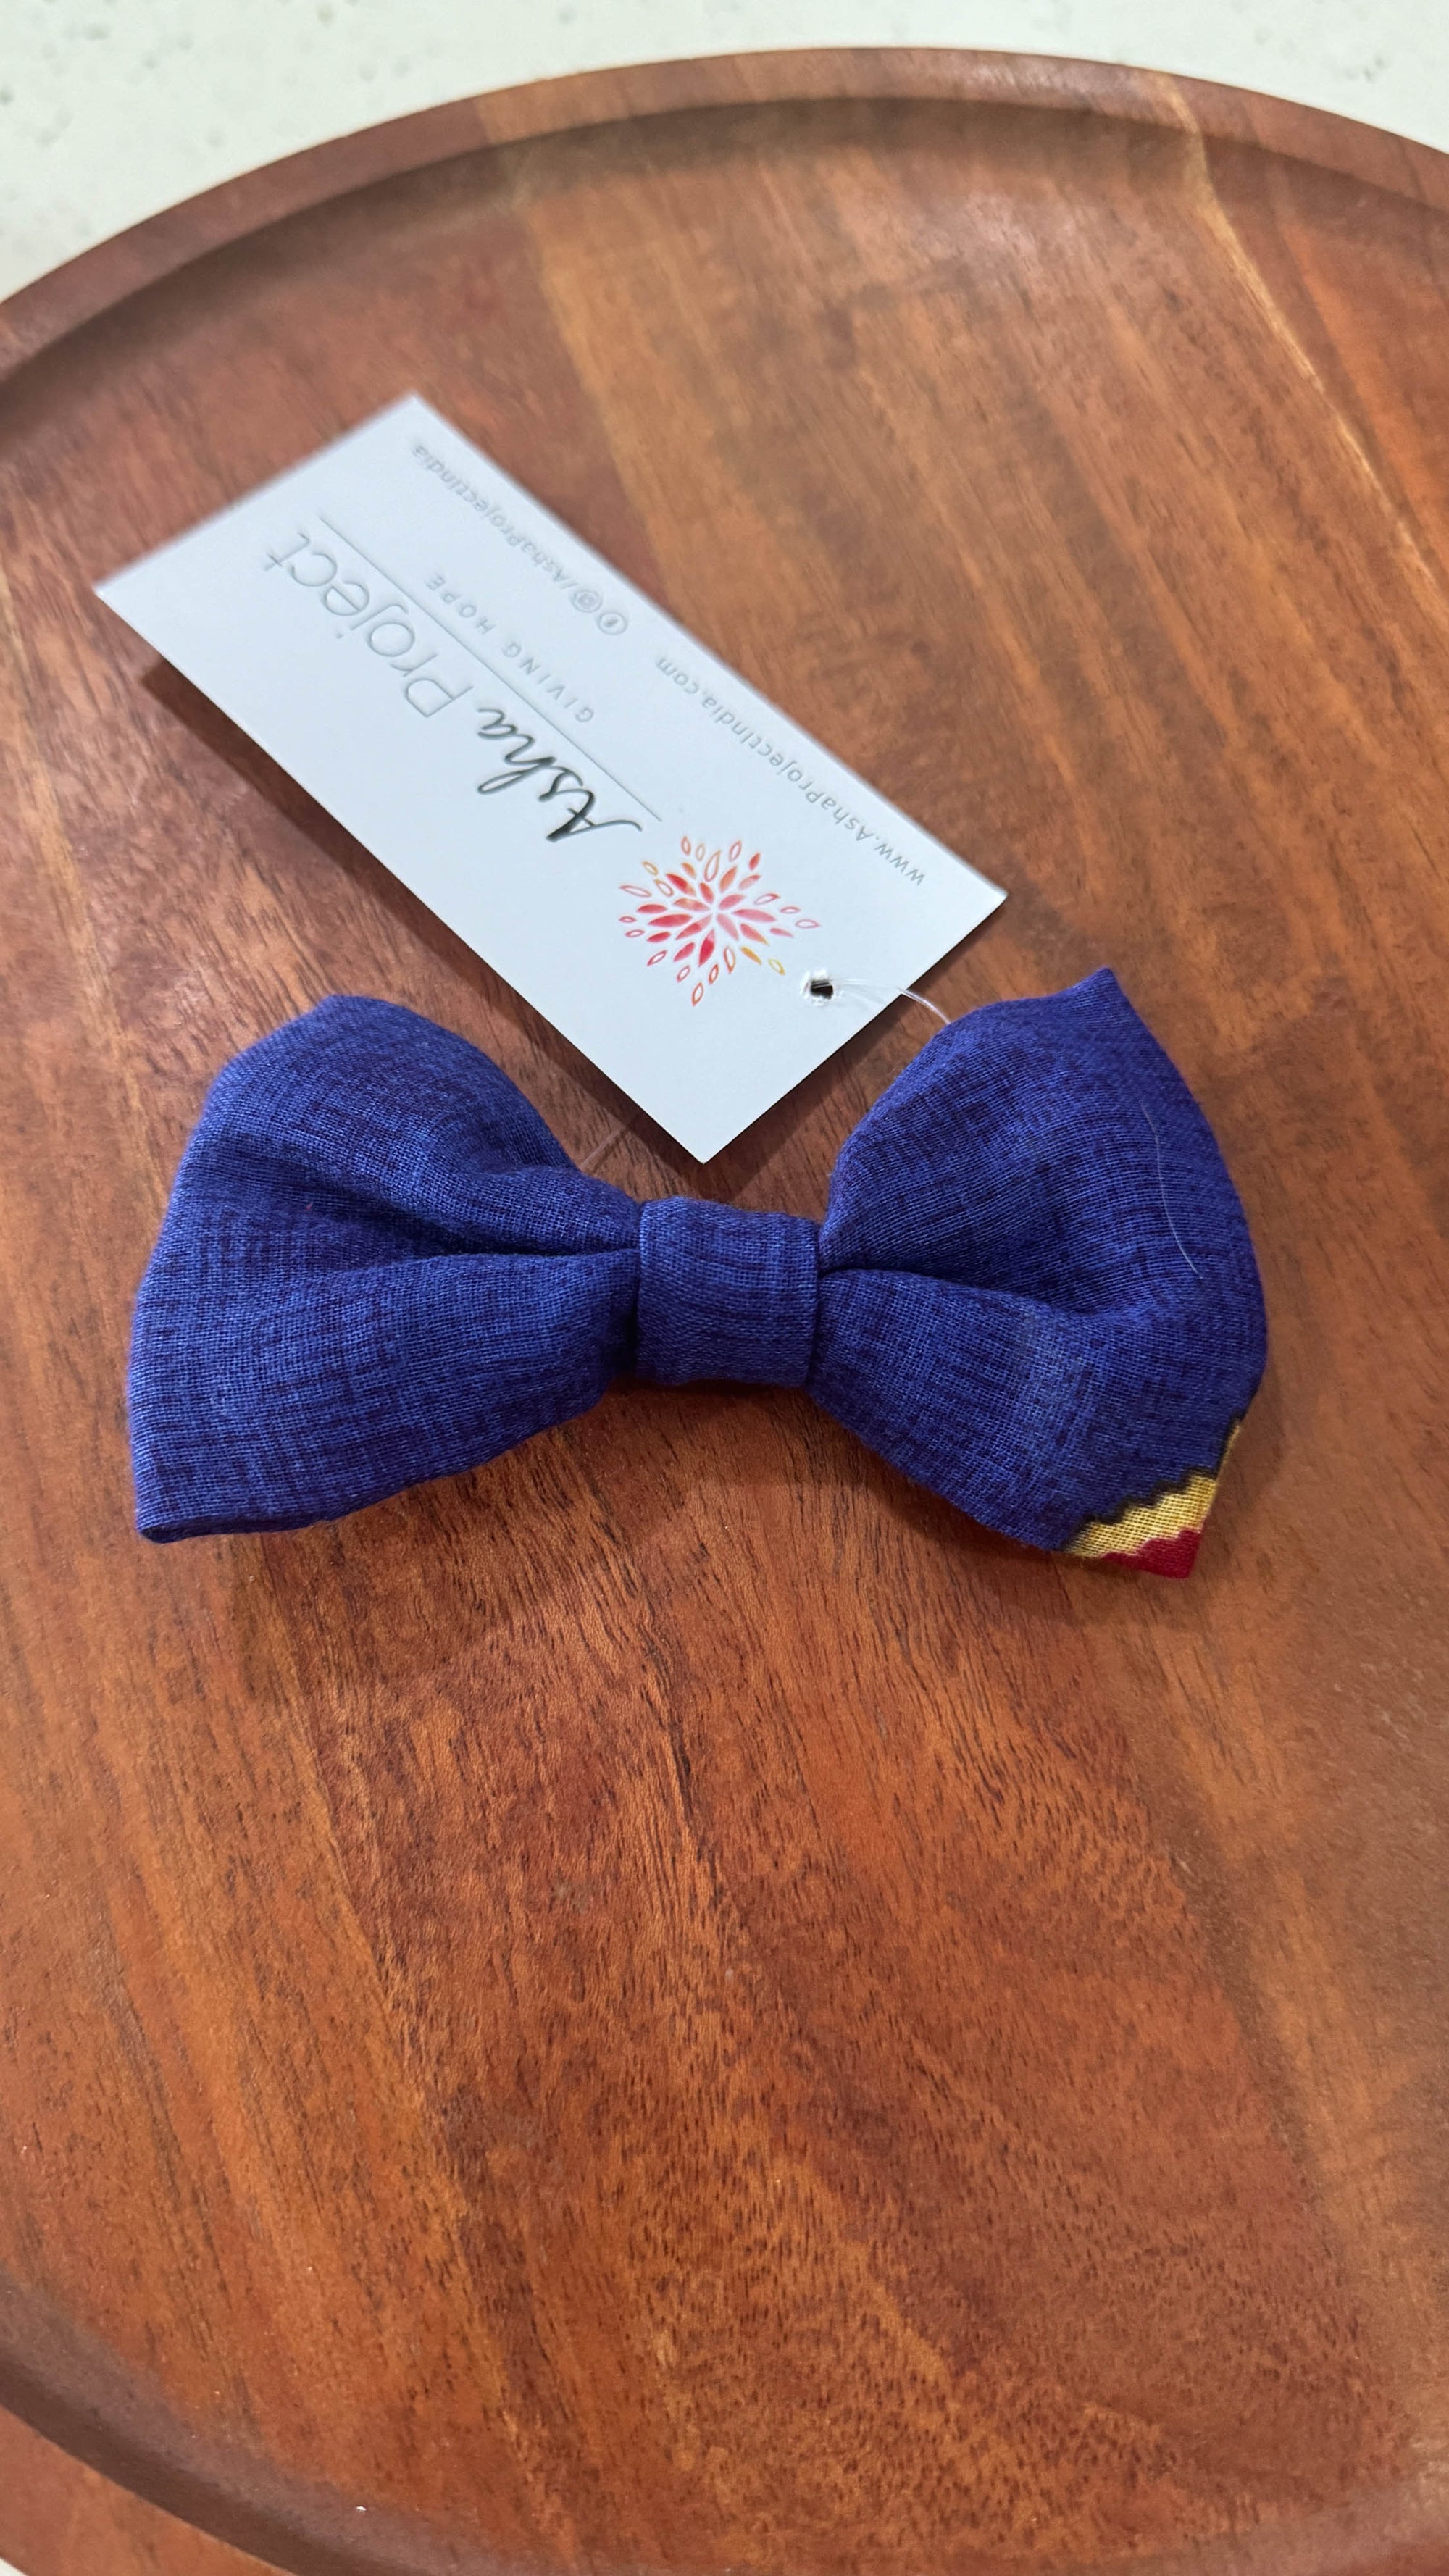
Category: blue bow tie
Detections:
[{"x1": 128, "y1": 969, "x2": 1265, "y2": 1576}]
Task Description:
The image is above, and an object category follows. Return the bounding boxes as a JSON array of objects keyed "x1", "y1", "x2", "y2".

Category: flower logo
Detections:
[{"x1": 619, "y1": 838, "x2": 820, "y2": 1007}]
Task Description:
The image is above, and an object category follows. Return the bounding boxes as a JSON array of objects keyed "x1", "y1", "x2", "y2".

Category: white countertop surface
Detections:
[{"x1": 3, "y1": 0, "x2": 1448, "y2": 304}]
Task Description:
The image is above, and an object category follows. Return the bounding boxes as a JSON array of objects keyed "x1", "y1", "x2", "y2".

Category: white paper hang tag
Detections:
[{"x1": 98, "y1": 395, "x2": 1005, "y2": 1161}]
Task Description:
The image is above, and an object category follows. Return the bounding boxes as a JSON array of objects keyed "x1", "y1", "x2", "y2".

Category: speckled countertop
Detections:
[{"x1": 1, "y1": 0, "x2": 1444, "y2": 301}]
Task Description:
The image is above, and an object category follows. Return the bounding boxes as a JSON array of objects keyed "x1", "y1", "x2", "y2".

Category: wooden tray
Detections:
[{"x1": 1, "y1": 49, "x2": 1446, "y2": 2576}]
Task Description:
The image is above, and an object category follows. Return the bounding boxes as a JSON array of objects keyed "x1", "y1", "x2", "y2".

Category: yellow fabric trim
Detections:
[
  {"x1": 1066, "y1": 1427, "x2": 1239, "y2": 1560},
  {"x1": 1067, "y1": 1470, "x2": 1217, "y2": 1560}
]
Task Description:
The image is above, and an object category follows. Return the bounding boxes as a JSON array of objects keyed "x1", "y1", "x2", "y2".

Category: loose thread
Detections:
[
  {"x1": 577, "y1": 1114, "x2": 636, "y2": 1175},
  {"x1": 805, "y1": 974, "x2": 949, "y2": 1026},
  {"x1": 1140, "y1": 1102, "x2": 1200, "y2": 1278}
]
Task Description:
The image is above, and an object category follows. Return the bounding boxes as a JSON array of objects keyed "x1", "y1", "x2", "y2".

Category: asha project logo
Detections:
[{"x1": 619, "y1": 838, "x2": 820, "y2": 1008}]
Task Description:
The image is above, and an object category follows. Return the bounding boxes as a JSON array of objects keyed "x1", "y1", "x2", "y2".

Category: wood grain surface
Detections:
[
  {"x1": 1, "y1": 48, "x2": 1447, "y2": 2576},
  {"x1": 0, "y1": 2409, "x2": 276, "y2": 2576}
]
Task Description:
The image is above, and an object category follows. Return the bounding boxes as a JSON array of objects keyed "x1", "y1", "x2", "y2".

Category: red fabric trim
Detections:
[{"x1": 1103, "y1": 1527, "x2": 1203, "y2": 1580}]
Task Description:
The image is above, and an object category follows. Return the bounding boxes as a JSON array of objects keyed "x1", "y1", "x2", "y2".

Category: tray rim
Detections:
[
  {"x1": 3, "y1": 42, "x2": 1449, "y2": 2576},
  {"x1": 3, "y1": 43, "x2": 1449, "y2": 391}
]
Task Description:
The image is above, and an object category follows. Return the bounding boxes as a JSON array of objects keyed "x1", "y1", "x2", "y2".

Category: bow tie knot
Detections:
[{"x1": 636, "y1": 1200, "x2": 819, "y2": 1389}]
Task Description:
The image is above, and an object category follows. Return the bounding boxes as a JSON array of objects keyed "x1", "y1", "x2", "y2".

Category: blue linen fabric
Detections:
[{"x1": 128, "y1": 972, "x2": 1266, "y2": 1565}]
